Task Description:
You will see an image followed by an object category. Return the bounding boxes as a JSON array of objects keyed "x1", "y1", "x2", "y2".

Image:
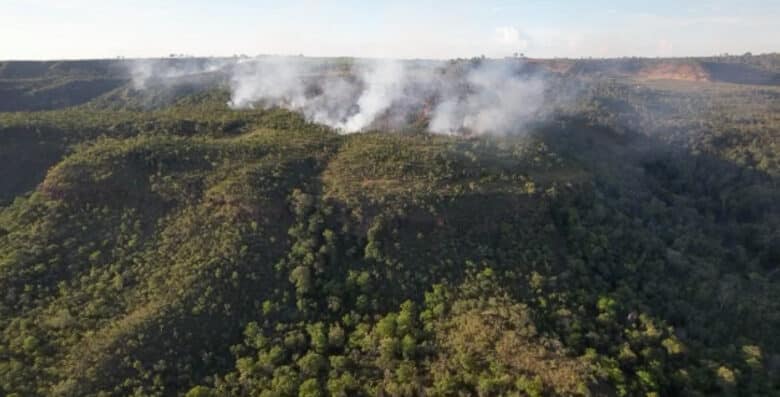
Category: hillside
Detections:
[
  {"x1": 1, "y1": 57, "x2": 779, "y2": 397},
  {"x1": 530, "y1": 53, "x2": 780, "y2": 85}
]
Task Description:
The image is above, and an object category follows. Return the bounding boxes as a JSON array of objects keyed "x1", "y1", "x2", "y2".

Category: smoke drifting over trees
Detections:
[
  {"x1": 129, "y1": 56, "x2": 554, "y2": 135},
  {"x1": 3, "y1": 54, "x2": 780, "y2": 396},
  {"x1": 429, "y1": 61, "x2": 547, "y2": 135}
]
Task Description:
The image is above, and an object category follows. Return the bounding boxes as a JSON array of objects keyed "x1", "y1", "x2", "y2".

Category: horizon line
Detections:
[{"x1": 1, "y1": 51, "x2": 778, "y2": 63}]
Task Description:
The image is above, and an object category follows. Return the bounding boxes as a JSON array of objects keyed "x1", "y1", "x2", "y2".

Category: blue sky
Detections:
[{"x1": 1, "y1": 0, "x2": 778, "y2": 60}]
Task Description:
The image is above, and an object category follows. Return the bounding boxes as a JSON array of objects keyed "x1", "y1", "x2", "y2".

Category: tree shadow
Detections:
[{"x1": 532, "y1": 113, "x2": 780, "y2": 351}]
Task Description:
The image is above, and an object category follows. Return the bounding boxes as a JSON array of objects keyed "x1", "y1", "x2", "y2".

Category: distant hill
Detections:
[
  {"x1": 1, "y1": 54, "x2": 779, "y2": 113},
  {"x1": 528, "y1": 53, "x2": 780, "y2": 85}
]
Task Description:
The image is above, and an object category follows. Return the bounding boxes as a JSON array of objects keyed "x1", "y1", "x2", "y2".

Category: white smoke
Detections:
[
  {"x1": 128, "y1": 58, "x2": 230, "y2": 90},
  {"x1": 429, "y1": 61, "x2": 546, "y2": 135},
  {"x1": 129, "y1": 56, "x2": 553, "y2": 136},
  {"x1": 338, "y1": 60, "x2": 406, "y2": 131},
  {"x1": 228, "y1": 57, "x2": 310, "y2": 110},
  {"x1": 227, "y1": 57, "x2": 410, "y2": 133}
]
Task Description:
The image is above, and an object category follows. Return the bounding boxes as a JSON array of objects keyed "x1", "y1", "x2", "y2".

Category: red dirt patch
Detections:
[{"x1": 637, "y1": 62, "x2": 711, "y2": 82}]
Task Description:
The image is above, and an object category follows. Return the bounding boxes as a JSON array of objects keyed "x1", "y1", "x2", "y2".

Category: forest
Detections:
[{"x1": 0, "y1": 55, "x2": 779, "y2": 396}]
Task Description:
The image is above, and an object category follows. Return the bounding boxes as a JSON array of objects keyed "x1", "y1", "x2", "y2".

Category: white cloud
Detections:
[
  {"x1": 494, "y1": 26, "x2": 530, "y2": 50},
  {"x1": 1, "y1": 1, "x2": 778, "y2": 60}
]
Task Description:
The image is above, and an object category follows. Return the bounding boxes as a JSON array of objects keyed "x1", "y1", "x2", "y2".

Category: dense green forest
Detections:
[{"x1": 1, "y1": 56, "x2": 780, "y2": 396}]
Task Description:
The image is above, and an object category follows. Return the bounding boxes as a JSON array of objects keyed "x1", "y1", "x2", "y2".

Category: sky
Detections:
[{"x1": 1, "y1": 0, "x2": 778, "y2": 60}]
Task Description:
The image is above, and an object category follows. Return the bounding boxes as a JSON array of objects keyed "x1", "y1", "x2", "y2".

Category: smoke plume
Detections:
[
  {"x1": 130, "y1": 56, "x2": 555, "y2": 135},
  {"x1": 429, "y1": 61, "x2": 546, "y2": 135},
  {"x1": 128, "y1": 58, "x2": 230, "y2": 90}
]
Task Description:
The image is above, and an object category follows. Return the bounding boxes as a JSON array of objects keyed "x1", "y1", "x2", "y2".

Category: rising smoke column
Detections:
[
  {"x1": 229, "y1": 57, "x2": 410, "y2": 133},
  {"x1": 228, "y1": 57, "x2": 310, "y2": 110},
  {"x1": 428, "y1": 60, "x2": 546, "y2": 135},
  {"x1": 130, "y1": 56, "x2": 553, "y2": 136},
  {"x1": 337, "y1": 60, "x2": 407, "y2": 132}
]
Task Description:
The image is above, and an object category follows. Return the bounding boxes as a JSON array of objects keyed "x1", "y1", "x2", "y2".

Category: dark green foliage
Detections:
[{"x1": 1, "y1": 58, "x2": 780, "y2": 396}]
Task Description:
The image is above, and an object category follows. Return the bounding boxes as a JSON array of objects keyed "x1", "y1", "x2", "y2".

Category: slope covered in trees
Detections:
[{"x1": 1, "y1": 57, "x2": 779, "y2": 396}]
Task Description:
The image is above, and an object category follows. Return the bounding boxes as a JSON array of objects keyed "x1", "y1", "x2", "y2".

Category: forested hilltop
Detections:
[{"x1": 1, "y1": 55, "x2": 779, "y2": 396}]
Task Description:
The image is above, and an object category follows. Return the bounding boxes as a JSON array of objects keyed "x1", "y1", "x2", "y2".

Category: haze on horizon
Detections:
[{"x1": 1, "y1": 0, "x2": 779, "y2": 61}]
